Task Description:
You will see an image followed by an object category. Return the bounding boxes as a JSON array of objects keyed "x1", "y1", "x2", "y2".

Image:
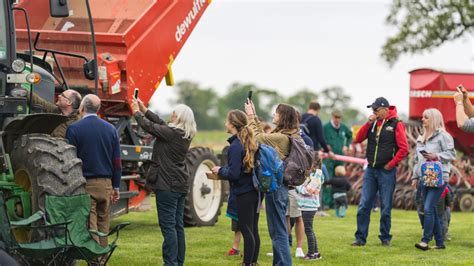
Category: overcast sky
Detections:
[{"x1": 150, "y1": 0, "x2": 473, "y2": 119}]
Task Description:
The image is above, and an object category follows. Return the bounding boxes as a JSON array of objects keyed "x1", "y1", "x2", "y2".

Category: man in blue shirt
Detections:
[{"x1": 66, "y1": 94, "x2": 121, "y2": 247}]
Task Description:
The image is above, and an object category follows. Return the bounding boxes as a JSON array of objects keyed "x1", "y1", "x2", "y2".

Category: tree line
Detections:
[{"x1": 169, "y1": 81, "x2": 366, "y2": 130}]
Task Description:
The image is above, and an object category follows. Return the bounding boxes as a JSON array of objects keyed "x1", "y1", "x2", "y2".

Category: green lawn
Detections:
[{"x1": 107, "y1": 201, "x2": 474, "y2": 265}]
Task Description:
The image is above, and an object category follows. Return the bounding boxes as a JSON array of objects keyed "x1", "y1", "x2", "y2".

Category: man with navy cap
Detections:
[{"x1": 351, "y1": 97, "x2": 408, "y2": 247}]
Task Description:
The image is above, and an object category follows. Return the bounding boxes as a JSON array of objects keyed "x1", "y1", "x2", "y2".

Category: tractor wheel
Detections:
[
  {"x1": 10, "y1": 134, "x2": 86, "y2": 214},
  {"x1": 458, "y1": 193, "x2": 474, "y2": 212},
  {"x1": 184, "y1": 147, "x2": 223, "y2": 226}
]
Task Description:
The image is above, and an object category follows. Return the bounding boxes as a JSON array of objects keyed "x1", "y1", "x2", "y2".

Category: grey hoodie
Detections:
[{"x1": 411, "y1": 130, "x2": 456, "y2": 182}]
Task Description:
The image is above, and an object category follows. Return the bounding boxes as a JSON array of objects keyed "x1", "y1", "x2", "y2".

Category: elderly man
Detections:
[
  {"x1": 454, "y1": 84, "x2": 474, "y2": 132},
  {"x1": 323, "y1": 109, "x2": 353, "y2": 177},
  {"x1": 66, "y1": 94, "x2": 121, "y2": 247},
  {"x1": 32, "y1": 89, "x2": 82, "y2": 137},
  {"x1": 352, "y1": 97, "x2": 408, "y2": 247}
]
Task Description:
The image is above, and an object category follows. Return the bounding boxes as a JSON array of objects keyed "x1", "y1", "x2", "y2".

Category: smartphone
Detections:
[
  {"x1": 133, "y1": 88, "x2": 139, "y2": 99},
  {"x1": 247, "y1": 90, "x2": 253, "y2": 101},
  {"x1": 419, "y1": 150, "x2": 428, "y2": 155}
]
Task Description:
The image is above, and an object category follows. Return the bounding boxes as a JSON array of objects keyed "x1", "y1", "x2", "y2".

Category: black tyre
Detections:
[
  {"x1": 184, "y1": 147, "x2": 223, "y2": 226},
  {"x1": 10, "y1": 134, "x2": 86, "y2": 213}
]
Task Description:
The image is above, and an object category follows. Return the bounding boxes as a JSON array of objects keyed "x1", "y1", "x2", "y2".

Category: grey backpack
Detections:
[{"x1": 283, "y1": 136, "x2": 315, "y2": 186}]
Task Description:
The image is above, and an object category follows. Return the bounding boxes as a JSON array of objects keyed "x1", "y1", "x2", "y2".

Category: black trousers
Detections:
[{"x1": 237, "y1": 190, "x2": 261, "y2": 264}]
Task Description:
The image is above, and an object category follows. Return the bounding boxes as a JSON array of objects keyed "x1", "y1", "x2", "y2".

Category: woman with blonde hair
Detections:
[
  {"x1": 411, "y1": 108, "x2": 455, "y2": 251},
  {"x1": 212, "y1": 109, "x2": 260, "y2": 266},
  {"x1": 131, "y1": 99, "x2": 196, "y2": 265}
]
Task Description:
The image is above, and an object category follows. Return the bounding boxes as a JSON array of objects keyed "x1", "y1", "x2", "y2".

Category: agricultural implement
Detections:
[
  {"x1": 1, "y1": 0, "x2": 223, "y2": 261},
  {"x1": 344, "y1": 69, "x2": 474, "y2": 212}
]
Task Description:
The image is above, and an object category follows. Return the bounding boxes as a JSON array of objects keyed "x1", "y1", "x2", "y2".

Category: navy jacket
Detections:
[
  {"x1": 218, "y1": 135, "x2": 255, "y2": 196},
  {"x1": 66, "y1": 115, "x2": 122, "y2": 189},
  {"x1": 301, "y1": 113, "x2": 329, "y2": 152}
]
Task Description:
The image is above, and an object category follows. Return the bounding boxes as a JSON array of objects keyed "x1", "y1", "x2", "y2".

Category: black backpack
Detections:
[{"x1": 283, "y1": 136, "x2": 315, "y2": 186}]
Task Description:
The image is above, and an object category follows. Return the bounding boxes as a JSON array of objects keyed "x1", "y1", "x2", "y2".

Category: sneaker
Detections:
[
  {"x1": 304, "y1": 253, "x2": 322, "y2": 260},
  {"x1": 381, "y1": 240, "x2": 391, "y2": 247},
  {"x1": 225, "y1": 248, "x2": 240, "y2": 256},
  {"x1": 415, "y1": 242, "x2": 429, "y2": 251},
  {"x1": 372, "y1": 207, "x2": 379, "y2": 212},
  {"x1": 295, "y1": 247, "x2": 305, "y2": 258},
  {"x1": 431, "y1": 245, "x2": 446, "y2": 250},
  {"x1": 315, "y1": 211, "x2": 330, "y2": 217},
  {"x1": 351, "y1": 241, "x2": 365, "y2": 247}
]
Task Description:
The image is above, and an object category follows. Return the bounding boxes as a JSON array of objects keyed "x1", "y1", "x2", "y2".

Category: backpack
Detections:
[
  {"x1": 252, "y1": 144, "x2": 285, "y2": 193},
  {"x1": 284, "y1": 136, "x2": 315, "y2": 186},
  {"x1": 300, "y1": 115, "x2": 311, "y2": 135},
  {"x1": 421, "y1": 160, "x2": 444, "y2": 188}
]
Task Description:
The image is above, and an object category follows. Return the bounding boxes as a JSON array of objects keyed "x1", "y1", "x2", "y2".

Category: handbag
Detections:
[{"x1": 421, "y1": 160, "x2": 444, "y2": 188}]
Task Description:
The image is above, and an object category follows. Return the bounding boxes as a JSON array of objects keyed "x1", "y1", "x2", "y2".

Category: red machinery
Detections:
[
  {"x1": 15, "y1": 0, "x2": 210, "y2": 115},
  {"x1": 410, "y1": 68, "x2": 474, "y2": 155},
  {"x1": 11, "y1": 0, "x2": 224, "y2": 225}
]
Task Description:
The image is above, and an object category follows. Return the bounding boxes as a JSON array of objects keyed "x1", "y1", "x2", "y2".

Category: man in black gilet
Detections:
[{"x1": 351, "y1": 97, "x2": 408, "y2": 247}]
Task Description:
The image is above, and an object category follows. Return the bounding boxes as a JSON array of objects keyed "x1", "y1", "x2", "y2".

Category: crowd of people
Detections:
[{"x1": 14, "y1": 83, "x2": 472, "y2": 266}]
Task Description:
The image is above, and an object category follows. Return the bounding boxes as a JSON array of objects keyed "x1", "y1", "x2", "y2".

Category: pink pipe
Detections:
[{"x1": 319, "y1": 152, "x2": 368, "y2": 166}]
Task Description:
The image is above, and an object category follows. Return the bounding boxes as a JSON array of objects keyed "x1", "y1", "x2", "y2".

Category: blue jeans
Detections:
[
  {"x1": 155, "y1": 190, "x2": 187, "y2": 266},
  {"x1": 421, "y1": 183, "x2": 447, "y2": 246},
  {"x1": 265, "y1": 185, "x2": 291, "y2": 266},
  {"x1": 355, "y1": 167, "x2": 396, "y2": 243}
]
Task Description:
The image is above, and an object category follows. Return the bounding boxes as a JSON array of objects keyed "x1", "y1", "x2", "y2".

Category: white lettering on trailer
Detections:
[
  {"x1": 410, "y1": 90, "x2": 432, "y2": 98},
  {"x1": 175, "y1": 0, "x2": 207, "y2": 42}
]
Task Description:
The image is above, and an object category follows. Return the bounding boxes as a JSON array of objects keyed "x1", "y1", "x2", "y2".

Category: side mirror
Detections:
[
  {"x1": 50, "y1": 0, "x2": 69, "y2": 18},
  {"x1": 83, "y1": 59, "x2": 96, "y2": 80}
]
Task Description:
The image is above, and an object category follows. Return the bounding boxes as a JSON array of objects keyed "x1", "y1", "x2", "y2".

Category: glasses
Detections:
[{"x1": 59, "y1": 93, "x2": 72, "y2": 102}]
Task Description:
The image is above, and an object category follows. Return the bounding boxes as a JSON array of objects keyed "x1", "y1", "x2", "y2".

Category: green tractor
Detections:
[{"x1": 0, "y1": 0, "x2": 88, "y2": 231}]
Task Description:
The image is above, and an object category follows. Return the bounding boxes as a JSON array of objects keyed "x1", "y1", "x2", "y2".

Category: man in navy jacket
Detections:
[{"x1": 66, "y1": 94, "x2": 121, "y2": 247}]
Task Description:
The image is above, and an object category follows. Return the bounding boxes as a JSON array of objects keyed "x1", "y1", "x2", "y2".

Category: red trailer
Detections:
[{"x1": 409, "y1": 68, "x2": 474, "y2": 155}]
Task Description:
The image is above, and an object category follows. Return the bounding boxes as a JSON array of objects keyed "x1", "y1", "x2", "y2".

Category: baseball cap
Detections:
[
  {"x1": 332, "y1": 109, "x2": 343, "y2": 117},
  {"x1": 367, "y1": 97, "x2": 389, "y2": 109}
]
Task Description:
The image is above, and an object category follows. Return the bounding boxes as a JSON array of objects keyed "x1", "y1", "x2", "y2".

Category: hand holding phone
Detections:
[
  {"x1": 133, "y1": 88, "x2": 139, "y2": 99},
  {"x1": 457, "y1": 84, "x2": 468, "y2": 100},
  {"x1": 419, "y1": 150, "x2": 428, "y2": 155},
  {"x1": 247, "y1": 90, "x2": 253, "y2": 101}
]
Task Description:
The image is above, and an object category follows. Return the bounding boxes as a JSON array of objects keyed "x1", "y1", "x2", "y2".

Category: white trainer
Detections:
[{"x1": 295, "y1": 247, "x2": 305, "y2": 258}]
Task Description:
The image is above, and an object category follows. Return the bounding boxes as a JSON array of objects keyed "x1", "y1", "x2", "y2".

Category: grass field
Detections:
[{"x1": 107, "y1": 201, "x2": 474, "y2": 265}]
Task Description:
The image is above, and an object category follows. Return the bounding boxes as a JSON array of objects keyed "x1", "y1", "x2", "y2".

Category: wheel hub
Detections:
[{"x1": 200, "y1": 183, "x2": 211, "y2": 197}]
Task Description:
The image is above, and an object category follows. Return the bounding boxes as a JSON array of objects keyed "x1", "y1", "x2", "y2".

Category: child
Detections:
[
  {"x1": 324, "y1": 165, "x2": 351, "y2": 217},
  {"x1": 295, "y1": 154, "x2": 323, "y2": 260}
]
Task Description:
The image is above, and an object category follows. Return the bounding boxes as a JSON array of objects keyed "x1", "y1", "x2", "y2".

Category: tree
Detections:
[
  {"x1": 174, "y1": 81, "x2": 222, "y2": 130},
  {"x1": 219, "y1": 83, "x2": 282, "y2": 122},
  {"x1": 382, "y1": 0, "x2": 474, "y2": 66},
  {"x1": 286, "y1": 88, "x2": 319, "y2": 114},
  {"x1": 318, "y1": 86, "x2": 364, "y2": 125}
]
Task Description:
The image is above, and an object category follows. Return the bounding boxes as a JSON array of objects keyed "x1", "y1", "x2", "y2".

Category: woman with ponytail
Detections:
[{"x1": 211, "y1": 110, "x2": 260, "y2": 266}]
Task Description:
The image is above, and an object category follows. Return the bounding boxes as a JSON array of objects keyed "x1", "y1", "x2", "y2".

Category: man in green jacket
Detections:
[
  {"x1": 31, "y1": 89, "x2": 82, "y2": 138},
  {"x1": 323, "y1": 109, "x2": 352, "y2": 177}
]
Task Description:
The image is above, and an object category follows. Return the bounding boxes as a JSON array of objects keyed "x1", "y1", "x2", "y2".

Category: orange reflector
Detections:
[
  {"x1": 33, "y1": 73, "x2": 41, "y2": 84},
  {"x1": 135, "y1": 146, "x2": 141, "y2": 153}
]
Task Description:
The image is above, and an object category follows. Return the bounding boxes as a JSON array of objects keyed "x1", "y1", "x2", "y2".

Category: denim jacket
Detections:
[{"x1": 411, "y1": 130, "x2": 456, "y2": 182}]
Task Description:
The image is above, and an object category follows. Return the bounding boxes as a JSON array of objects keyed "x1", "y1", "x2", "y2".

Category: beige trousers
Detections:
[{"x1": 86, "y1": 178, "x2": 112, "y2": 247}]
